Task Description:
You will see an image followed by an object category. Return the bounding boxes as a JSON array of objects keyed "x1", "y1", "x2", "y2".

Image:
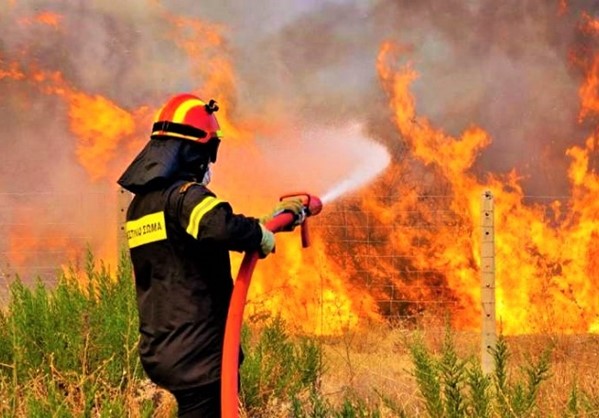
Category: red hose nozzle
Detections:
[
  {"x1": 305, "y1": 194, "x2": 323, "y2": 217},
  {"x1": 279, "y1": 193, "x2": 323, "y2": 217},
  {"x1": 277, "y1": 193, "x2": 322, "y2": 248}
]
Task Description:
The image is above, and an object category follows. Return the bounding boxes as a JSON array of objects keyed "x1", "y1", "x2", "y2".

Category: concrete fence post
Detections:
[
  {"x1": 117, "y1": 188, "x2": 132, "y2": 257},
  {"x1": 481, "y1": 190, "x2": 497, "y2": 374}
]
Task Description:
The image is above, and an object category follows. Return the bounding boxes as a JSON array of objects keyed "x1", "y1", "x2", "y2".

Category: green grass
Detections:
[{"x1": 0, "y1": 253, "x2": 597, "y2": 417}]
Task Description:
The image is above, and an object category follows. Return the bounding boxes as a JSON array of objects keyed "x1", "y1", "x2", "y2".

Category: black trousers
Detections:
[{"x1": 172, "y1": 380, "x2": 221, "y2": 418}]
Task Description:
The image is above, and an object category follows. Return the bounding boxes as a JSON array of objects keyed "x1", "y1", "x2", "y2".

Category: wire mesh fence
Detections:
[
  {"x1": 3, "y1": 188, "x2": 578, "y2": 335},
  {"x1": 312, "y1": 194, "x2": 468, "y2": 326},
  {"x1": 0, "y1": 190, "x2": 470, "y2": 327},
  {"x1": 0, "y1": 189, "x2": 118, "y2": 303}
]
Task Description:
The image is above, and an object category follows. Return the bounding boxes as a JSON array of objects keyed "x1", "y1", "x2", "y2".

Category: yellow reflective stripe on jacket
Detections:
[
  {"x1": 186, "y1": 196, "x2": 223, "y2": 238},
  {"x1": 126, "y1": 211, "x2": 167, "y2": 249}
]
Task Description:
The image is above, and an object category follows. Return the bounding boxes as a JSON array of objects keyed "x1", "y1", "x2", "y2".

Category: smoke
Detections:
[
  {"x1": 158, "y1": 0, "x2": 598, "y2": 195},
  {"x1": 1, "y1": 0, "x2": 597, "y2": 282},
  {"x1": 3, "y1": 0, "x2": 594, "y2": 187},
  {"x1": 256, "y1": 0, "x2": 594, "y2": 195}
]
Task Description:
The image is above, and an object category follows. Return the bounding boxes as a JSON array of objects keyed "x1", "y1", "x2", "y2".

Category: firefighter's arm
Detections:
[
  {"x1": 258, "y1": 224, "x2": 275, "y2": 258},
  {"x1": 179, "y1": 189, "x2": 267, "y2": 253}
]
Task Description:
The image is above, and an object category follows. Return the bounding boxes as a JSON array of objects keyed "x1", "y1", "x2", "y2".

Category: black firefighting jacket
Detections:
[{"x1": 125, "y1": 180, "x2": 262, "y2": 390}]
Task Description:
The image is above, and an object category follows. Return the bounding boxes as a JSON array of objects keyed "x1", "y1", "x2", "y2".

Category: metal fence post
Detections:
[{"x1": 481, "y1": 190, "x2": 496, "y2": 374}]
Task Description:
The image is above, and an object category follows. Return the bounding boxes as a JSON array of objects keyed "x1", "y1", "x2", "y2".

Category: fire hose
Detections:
[{"x1": 221, "y1": 193, "x2": 323, "y2": 418}]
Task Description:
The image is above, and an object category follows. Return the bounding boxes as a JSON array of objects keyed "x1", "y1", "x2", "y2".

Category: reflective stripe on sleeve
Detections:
[
  {"x1": 126, "y1": 211, "x2": 167, "y2": 248},
  {"x1": 186, "y1": 196, "x2": 224, "y2": 238}
]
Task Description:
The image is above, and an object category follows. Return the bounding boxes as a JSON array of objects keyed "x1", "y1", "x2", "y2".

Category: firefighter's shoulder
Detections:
[{"x1": 176, "y1": 181, "x2": 230, "y2": 214}]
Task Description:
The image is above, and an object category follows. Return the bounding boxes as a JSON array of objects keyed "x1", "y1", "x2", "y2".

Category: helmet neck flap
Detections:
[{"x1": 117, "y1": 94, "x2": 222, "y2": 194}]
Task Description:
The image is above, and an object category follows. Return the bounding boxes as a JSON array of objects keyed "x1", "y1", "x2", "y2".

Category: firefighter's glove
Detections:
[
  {"x1": 259, "y1": 224, "x2": 276, "y2": 259},
  {"x1": 259, "y1": 198, "x2": 306, "y2": 226}
]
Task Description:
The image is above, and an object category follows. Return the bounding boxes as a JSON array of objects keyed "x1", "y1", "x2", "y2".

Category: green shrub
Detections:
[
  {"x1": 0, "y1": 251, "x2": 587, "y2": 417},
  {"x1": 410, "y1": 331, "x2": 553, "y2": 418},
  {"x1": 240, "y1": 315, "x2": 323, "y2": 416},
  {"x1": 0, "y1": 250, "x2": 142, "y2": 416},
  {"x1": 465, "y1": 361, "x2": 492, "y2": 418},
  {"x1": 410, "y1": 336, "x2": 444, "y2": 417},
  {"x1": 492, "y1": 335, "x2": 551, "y2": 418}
]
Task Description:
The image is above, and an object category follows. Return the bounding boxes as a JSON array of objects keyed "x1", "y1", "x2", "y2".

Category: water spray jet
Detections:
[{"x1": 320, "y1": 136, "x2": 392, "y2": 204}]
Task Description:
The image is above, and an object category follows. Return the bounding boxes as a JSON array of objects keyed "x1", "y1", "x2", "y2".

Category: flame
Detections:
[
  {"x1": 66, "y1": 93, "x2": 137, "y2": 181},
  {"x1": 0, "y1": 53, "x2": 25, "y2": 80},
  {"x1": 577, "y1": 53, "x2": 599, "y2": 122},
  {"x1": 240, "y1": 234, "x2": 380, "y2": 334},
  {"x1": 581, "y1": 12, "x2": 599, "y2": 34},
  {"x1": 3, "y1": 3, "x2": 599, "y2": 336},
  {"x1": 0, "y1": 6, "x2": 374, "y2": 334},
  {"x1": 164, "y1": 13, "x2": 246, "y2": 140},
  {"x1": 18, "y1": 11, "x2": 63, "y2": 28},
  {"x1": 375, "y1": 37, "x2": 599, "y2": 334},
  {"x1": 7, "y1": 210, "x2": 81, "y2": 272},
  {"x1": 1, "y1": 65, "x2": 146, "y2": 181}
]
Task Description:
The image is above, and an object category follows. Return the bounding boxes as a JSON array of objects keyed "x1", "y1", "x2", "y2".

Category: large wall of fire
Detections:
[{"x1": 1, "y1": 0, "x2": 598, "y2": 335}]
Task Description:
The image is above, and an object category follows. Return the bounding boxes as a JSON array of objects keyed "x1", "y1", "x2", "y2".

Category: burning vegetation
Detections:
[{"x1": 0, "y1": 0, "x2": 598, "y2": 335}]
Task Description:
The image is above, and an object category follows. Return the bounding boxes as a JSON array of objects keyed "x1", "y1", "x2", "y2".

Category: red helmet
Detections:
[{"x1": 151, "y1": 93, "x2": 222, "y2": 161}]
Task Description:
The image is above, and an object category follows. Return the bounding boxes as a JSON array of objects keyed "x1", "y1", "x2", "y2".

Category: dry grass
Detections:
[
  {"x1": 318, "y1": 319, "x2": 599, "y2": 416},
  {"x1": 506, "y1": 333, "x2": 599, "y2": 415},
  {"x1": 81, "y1": 327, "x2": 599, "y2": 417}
]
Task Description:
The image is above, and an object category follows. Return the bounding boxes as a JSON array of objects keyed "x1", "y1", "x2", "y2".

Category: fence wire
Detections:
[{"x1": 0, "y1": 189, "x2": 574, "y2": 327}]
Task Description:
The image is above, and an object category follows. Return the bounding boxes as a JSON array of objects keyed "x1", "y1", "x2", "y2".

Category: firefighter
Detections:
[{"x1": 117, "y1": 93, "x2": 303, "y2": 417}]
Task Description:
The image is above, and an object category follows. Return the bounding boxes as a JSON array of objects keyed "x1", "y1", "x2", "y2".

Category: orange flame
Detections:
[
  {"x1": 66, "y1": 92, "x2": 137, "y2": 181},
  {"x1": 7, "y1": 211, "x2": 81, "y2": 272},
  {"x1": 163, "y1": 13, "x2": 246, "y2": 140},
  {"x1": 0, "y1": 7, "x2": 377, "y2": 334},
  {"x1": 4, "y1": 4, "x2": 599, "y2": 337},
  {"x1": 0, "y1": 60, "x2": 150, "y2": 181},
  {"x1": 0, "y1": 55, "x2": 25, "y2": 80},
  {"x1": 577, "y1": 53, "x2": 599, "y2": 122},
  {"x1": 376, "y1": 40, "x2": 599, "y2": 334},
  {"x1": 18, "y1": 11, "x2": 62, "y2": 28}
]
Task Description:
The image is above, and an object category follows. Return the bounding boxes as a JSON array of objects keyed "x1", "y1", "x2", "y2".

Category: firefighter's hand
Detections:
[
  {"x1": 258, "y1": 224, "x2": 275, "y2": 258},
  {"x1": 260, "y1": 198, "x2": 305, "y2": 224}
]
